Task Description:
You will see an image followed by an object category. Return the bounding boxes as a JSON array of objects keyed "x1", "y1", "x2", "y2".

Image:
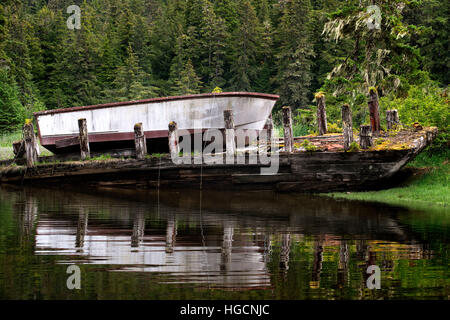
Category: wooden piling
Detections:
[
  {"x1": 386, "y1": 109, "x2": 399, "y2": 130},
  {"x1": 224, "y1": 109, "x2": 236, "y2": 156},
  {"x1": 78, "y1": 118, "x2": 90, "y2": 160},
  {"x1": 134, "y1": 123, "x2": 147, "y2": 160},
  {"x1": 266, "y1": 114, "x2": 273, "y2": 151},
  {"x1": 13, "y1": 140, "x2": 25, "y2": 158},
  {"x1": 168, "y1": 121, "x2": 179, "y2": 158},
  {"x1": 315, "y1": 93, "x2": 327, "y2": 136},
  {"x1": 23, "y1": 120, "x2": 37, "y2": 168},
  {"x1": 282, "y1": 106, "x2": 293, "y2": 152},
  {"x1": 368, "y1": 87, "x2": 381, "y2": 136},
  {"x1": 341, "y1": 104, "x2": 353, "y2": 151},
  {"x1": 359, "y1": 125, "x2": 373, "y2": 149}
]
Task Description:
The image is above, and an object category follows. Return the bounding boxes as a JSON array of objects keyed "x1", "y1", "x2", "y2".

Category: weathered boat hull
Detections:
[
  {"x1": 34, "y1": 92, "x2": 278, "y2": 153},
  {"x1": 0, "y1": 128, "x2": 437, "y2": 193}
]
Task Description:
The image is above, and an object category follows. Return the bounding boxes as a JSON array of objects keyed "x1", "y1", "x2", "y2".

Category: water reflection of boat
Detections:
[{"x1": 5, "y1": 186, "x2": 437, "y2": 291}]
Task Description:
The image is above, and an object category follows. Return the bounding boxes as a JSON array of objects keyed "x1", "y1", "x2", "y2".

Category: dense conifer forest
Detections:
[{"x1": 0, "y1": 0, "x2": 448, "y2": 144}]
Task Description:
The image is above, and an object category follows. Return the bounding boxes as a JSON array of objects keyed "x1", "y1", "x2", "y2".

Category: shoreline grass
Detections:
[
  {"x1": 325, "y1": 149, "x2": 449, "y2": 211},
  {"x1": 0, "y1": 129, "x2": 53, "y2": 160}
]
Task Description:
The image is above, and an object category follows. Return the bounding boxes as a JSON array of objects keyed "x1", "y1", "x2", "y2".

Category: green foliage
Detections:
[
  {"x1": 347, "y1": 141, "x2": 360, "y2": 152},
  {"x1": 0, "y1": 69, "x2": 25, "y2": 131},
  {"x1": 380, "y1": 82, "x2": 449, "y2": 150},
  {"x1": 275, "y1": 0, "x2": 314, "y2": 108},
  {"x1": 300, "y1": 139, "x2": 318, "y2": 152},
  {"x1": 327, "y1": 122, "x2": 342, "y2": 133},
  {"x1": 380, "y1": 85, "x2": 448, "y2": 131},
  {"x1": 330, "y1": 149, "x2": 449, "y2": 208}
]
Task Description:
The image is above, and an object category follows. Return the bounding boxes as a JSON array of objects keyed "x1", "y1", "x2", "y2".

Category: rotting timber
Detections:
[{"x1": 0, "y1": 127, "x2": 437, "y2": 193}]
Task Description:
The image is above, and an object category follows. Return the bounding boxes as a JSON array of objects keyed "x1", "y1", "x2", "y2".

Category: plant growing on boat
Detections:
[
  {"x1": 89, "y1": 154, "x2": 113, "y2": 161},
  {"x1": 327, "y1": 122, "x2": 342, "y2": 133},
  {"x1": 300, "y1": 139, "x2": 318, "y2": 152},
  {"x1": 314, "y1": 91, "x2": 325, "y2": 100},
  {"x1": 347, "y1": 141, "x2": 360, "y2": 152},
  {"x1": 148, "y1": 153, "x2": 162, "y2": 158},
  {"x1": 212, "y1": 86, "x2": 222, "y2": 93}
]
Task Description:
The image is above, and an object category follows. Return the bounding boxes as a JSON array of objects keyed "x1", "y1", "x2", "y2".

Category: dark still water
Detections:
[{"x1": 0, "y1": 185, "x2": 448, "y2": 300}]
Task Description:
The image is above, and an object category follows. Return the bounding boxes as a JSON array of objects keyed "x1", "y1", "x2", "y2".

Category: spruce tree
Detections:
[
  {"x1": 275, "y1": 0, "x2": 315, "y2": 108},
  {"x1": 0, "y1": 69, "x2": 25, "y2": 132},
  {"x1": 229, "y1": 0, "x2": 260, "y2": 91},
  {"x1": 199, "y1": 1, "x2": 229, "y2": 90}
]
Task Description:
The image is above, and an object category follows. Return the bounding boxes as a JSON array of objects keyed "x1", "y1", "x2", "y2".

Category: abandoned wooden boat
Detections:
[
  {"x1": 33, "y1": 92, "x2": 279, "y2": 154},
  {"x1": 0, "y1": 127, "x2": 437, "y2": 193}
]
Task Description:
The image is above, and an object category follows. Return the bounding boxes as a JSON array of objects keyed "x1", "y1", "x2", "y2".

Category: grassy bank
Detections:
[
  {"x1": 326, "y1": 149, "x2": 449, "y2": 211},
  {"x1": 0, "y1": 130, "x2": 52, "y2": 160}
]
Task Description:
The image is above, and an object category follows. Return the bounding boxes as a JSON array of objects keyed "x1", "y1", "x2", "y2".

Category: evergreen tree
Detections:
[
  {"x1": 171, "y1": 58, "x2": 202, "y2": 95},
  {"x1": 0, "y1": 68, "x2": 25, "y2": 131},
  {"x1": 275, "y1": 0, "x2": 315, "y2": 108},
  {"x1": 169, "y1": 34, "x2": 202, "y2": 95},
  {"x1": 229, "y1": 0, "x2": 260, "y2": 91},
  {"x1": 199, "y1": 1, "x2": 229, "y2": 90},
  {"x1": 105, "y1": 44, "x2": 158, "y2": 101}
]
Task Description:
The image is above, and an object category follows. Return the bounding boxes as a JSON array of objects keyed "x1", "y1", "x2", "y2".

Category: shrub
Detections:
[
  {"x1": 327, "y1": 122, "x2": 342, "y2": 133},
  {"x1": 300, "y1": 139, "x2": 318, "y2": 152},
  {"x1": 347, "y1": 141, "x2": 360, "y2": 152}
]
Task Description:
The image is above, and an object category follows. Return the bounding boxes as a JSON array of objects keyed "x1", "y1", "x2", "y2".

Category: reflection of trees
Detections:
[
  {"x1": 337, "y1": 241, "x2": 349, "y2": 288},
  {"x1": 310, "y1": 239, "x2": 323, "y2": 289}
]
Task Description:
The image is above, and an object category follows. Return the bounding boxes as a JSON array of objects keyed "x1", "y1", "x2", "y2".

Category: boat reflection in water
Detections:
[{"x1": 5, "y1": 185, "x2": 448, "y2": 296}]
